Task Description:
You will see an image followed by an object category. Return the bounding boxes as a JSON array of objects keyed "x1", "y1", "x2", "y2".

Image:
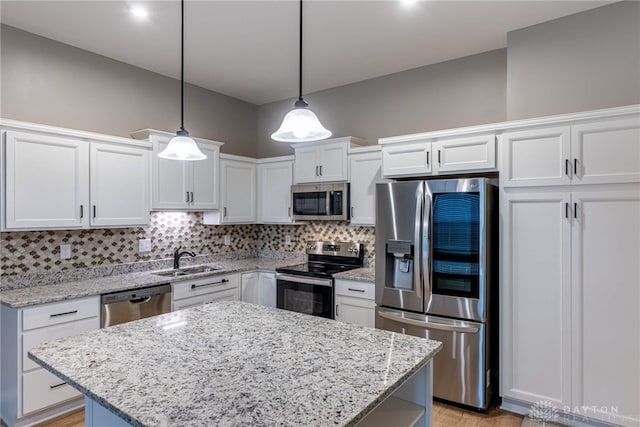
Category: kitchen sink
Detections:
[{"x1": 151, "y1": 265, "x2": 219, "y2": 277}]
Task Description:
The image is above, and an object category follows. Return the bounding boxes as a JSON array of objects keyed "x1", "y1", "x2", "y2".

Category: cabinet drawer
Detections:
[
  {"x1": 22, "y1": 317, "x2": 99, "y2": 372},
  {"x1": 22, "y1": 368, "x2": 80, "y2": 415},
  {"x1": 173, "y1": 288, "x2": 240, "y2": 311},
  {"x1": 335, "y1": 280, "x2": 375, "y2": 300},
  {"x1": 22, "y1": 297, "x2": 100, "y2": 331},
  {"x1": 173, "y1": 274, "x2": 240, "y2": 300}
]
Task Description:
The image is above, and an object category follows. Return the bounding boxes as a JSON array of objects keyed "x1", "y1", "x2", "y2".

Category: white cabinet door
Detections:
[
  {"x1": 349, "y1": 152, "x2": 383, "y2": 226},
  {"x1": 571, "y1": 191, "x2": 640, "y2": 426},
  {"x1": 5, "y1": 131, "x2": 89, "y2": 229},
  {"x1": 335, "y1": 295, "x2": 375, "y2": 327},
  {"x1": 571, "y1": 117, "x2": 640, "y2": 185},
  {"x1": 258, "y1": 161, "x2": 293, "y2": 223},
  {"x1": 382, "y1": 141, "x2": 432, "y2": 178},
  {"x1": 432, "y1": 134, "x2": 495, "y2": 174},
  {"x1": 241, "y1": 272, "x2": 260, "y2": 304},
  {"x1": 258, "y1": 272, "x2": 277, "y2": 308},
  {"x1": 151, "y1": 136, "x2": 190, "y2": 210},
  {"x1": 190, "y1": 143, "x2": 220, "y2": 210},
  {"x1": 318, "y1": 143, "x2": 348, "y2": 182},
  {"x1": 90, "y1": 143, "x2": 149, "y2": 227},
  {"x1": 501, "y1": 192, "x2": 572, "y2": 409},
  {"x1": 502, "y1": 127, "x2": 571, "y2": 187},
  {"x1": 220, "y1": 159, "x2": 256, "y2": 223},
  {"x1": 294, "y1": 147, "x2": 320, "y2": 183}
]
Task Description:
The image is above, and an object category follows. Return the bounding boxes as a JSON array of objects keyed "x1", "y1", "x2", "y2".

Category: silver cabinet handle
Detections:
[
  {"x1": 437, "y1": 150, "x2": 441, "y2": 165},
  {"x1": 80, "y1": 205, "x2": 84, "y2": 219},
  {"x1": 224, "y1": 207, "x2": 227, "y2": 217},
  {"x1": 191, "y1": 192, "x2": 194, "y2": 203},
  {"x1": 288, "y1": 207, "x2": 291, "y2": 217},
  {"x1": 574, "y1": 202, "x2": 578, "y2": 219},
  {"x1": 315, "y1": 166, "x2": 319, "y2": 176},
  {"x1": 93, "y1": 205, "x2": 96, "y2": 218},
  {"x1": 50, "y1": 310, "x2": 78, "y2": 318},
  {"x1": 565, "y1": 202, "x2": 569, "y2": 219},
  {"x1": 335, "y1": 304, "x2": 339, "y2": 317},
  {"x1": 350, "y1": 206, "x2": 354, "y2": 217},
  {"x1": 191, "y1": 279, "x2": 229, "y2": 289},
  {"x1": 348, "y1": 288, "x2": 365, "y2": 293},
  {"x1": 426, "y1": 151, "x2": 429, "y2": 166},
  {"x1": 186, "y1": 191, "x2": 190, "y2": 203},
  {"x1": 50, "y1": 382, "x2": 67, "y2": 390},
  {"x1": 574, "y1": 158, "x2": 578, "y2": 176},
  {"x1": 565, "y1": 159, "x2": 570, "y2": 176},
  {"x1": 319, "y1": 165, "x2": 323, "y2": 176}
]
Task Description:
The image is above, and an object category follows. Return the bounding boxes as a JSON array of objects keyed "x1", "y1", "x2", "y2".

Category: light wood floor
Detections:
[{"x1": 37, "y1": 402, "x2": 523, "y2": 427}]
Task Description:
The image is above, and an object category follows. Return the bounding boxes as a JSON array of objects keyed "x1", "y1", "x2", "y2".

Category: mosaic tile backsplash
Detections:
[{"x1": 0, "y1": 213, "x2": 375, "y2": 277}]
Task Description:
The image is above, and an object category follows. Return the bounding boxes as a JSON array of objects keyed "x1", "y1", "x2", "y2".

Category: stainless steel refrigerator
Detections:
[{"x1": 375, "y1": 177, "x2": 497, "y2": 410}]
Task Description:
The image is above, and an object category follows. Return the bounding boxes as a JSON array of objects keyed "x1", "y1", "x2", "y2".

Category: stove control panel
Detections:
[{"x1": 305, "y1": 241, "x2": 362, "y2": 258}]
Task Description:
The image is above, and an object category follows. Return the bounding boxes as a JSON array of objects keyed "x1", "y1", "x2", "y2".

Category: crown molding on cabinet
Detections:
[
  {"x1": 130, "y1": 128, "x2": 224, "y2": 148},
  {"x1": 378, "y1": 104, "x2": 640, "y2": 145},
  {"x1": 0, "y1": 118, "x2": 151, "y2": 148}
]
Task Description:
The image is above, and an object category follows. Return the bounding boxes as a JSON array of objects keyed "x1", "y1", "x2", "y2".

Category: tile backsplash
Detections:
[{"x1": 0, "y1": 214, "x2": 375, "y2": 277}]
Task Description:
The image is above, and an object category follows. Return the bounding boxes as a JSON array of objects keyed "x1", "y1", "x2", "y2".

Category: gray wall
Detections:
[
  {"x1": 0, "y1": 25, "x2": 258, "y2": 157},
  {"x1": 257, "y1": 49, "x2": 507, "y2": 158},
  {"x1": 507, "y1": 1, "x2": 640, "y2": 120}
]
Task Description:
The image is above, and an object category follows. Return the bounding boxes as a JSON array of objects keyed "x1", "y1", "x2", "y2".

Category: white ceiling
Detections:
[{"x1": 1, "y1": 0, "x2": 612, "y2": 105}]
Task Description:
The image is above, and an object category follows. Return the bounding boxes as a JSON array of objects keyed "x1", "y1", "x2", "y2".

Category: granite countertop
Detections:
[
  {"x1": 29, "y1": 301, "x2": 441, "y2": 427},
  {"x1": 0, "y1": 258, "x2": 297, "y2": 308},
  {"x1": 334, "y1": 267, "x2": 375, "y2": 283}
]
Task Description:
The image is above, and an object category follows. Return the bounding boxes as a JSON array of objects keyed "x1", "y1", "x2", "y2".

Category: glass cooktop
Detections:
[{"x1": 276, "y1": 262, "x2": 359, "y2": 278}]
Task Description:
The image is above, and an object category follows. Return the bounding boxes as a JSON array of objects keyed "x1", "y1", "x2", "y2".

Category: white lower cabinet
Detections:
[
  {"x1": 501, "y1": 189, "x2": 640, "y2": 426},
  {"x1": 0, "y1": 296, "x2": 100, "y2": 427},
  {"x1": 172, "y1": 274, "x2": 241, "y2": 310},
  {"x1": 241, "y1": 272, "x2": 277, "y2": 308},
  {"x1": 334, "y1": 279, "x2": 375, "y2": 328}
]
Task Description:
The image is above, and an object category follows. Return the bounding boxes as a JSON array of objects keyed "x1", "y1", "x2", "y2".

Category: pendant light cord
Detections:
[
  {"x1": 298, "y1": 0, "x2": 303, "y2": 103},
  {"x1": 180, "y1": 0, "x2": 185, "y2": 132}
]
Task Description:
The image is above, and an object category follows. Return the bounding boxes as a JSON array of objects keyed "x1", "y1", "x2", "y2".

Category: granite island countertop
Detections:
[
  {"x1": 0, "y1": 258, "x2": 298, "y2": 308},
  {"x1": 29, "y1": 301, "x2": 442, "y2": 427}
]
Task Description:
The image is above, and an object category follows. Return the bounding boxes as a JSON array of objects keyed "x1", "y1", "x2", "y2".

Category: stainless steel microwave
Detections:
[{"x1": 291, "y1": 183, "x2": 349, "y2": 221}]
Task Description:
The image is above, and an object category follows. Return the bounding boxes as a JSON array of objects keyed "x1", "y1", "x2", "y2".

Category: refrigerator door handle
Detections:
[
  {"x1": 422, "y1": 189, "x2": 432, "y2": 305},
  {"x1": 414, "y1": 185, "x2": 423, "y2": 299},
  {"x1": 377, "y1": 309, "x2": 480, "y2": 334}
]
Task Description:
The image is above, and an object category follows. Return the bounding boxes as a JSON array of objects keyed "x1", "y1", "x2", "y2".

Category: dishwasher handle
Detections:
[{"x1": 130, "y1": 296, "x2": 152, "y2": 304}]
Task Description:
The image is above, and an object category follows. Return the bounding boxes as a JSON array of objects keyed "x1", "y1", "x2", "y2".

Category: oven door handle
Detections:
[
  {"x1": 377, "y1": 310, "x2": 479, "y2": 333},
  {"x1": 275, "y1": 273, "x2": 333, "y2": 288}
]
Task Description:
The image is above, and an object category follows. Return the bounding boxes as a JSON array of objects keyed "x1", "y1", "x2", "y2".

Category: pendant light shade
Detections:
[
  {"x1": 271, "y1": 0, "x2": 331, "y2": 143},
  {"x1": 158, "y1": 0, "x2": 206, "y2": 161}
]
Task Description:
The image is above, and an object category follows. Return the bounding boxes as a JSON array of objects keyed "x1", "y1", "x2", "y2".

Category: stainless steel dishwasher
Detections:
[{"x1": 101, "y1": 284, "x2": 172, "y2": 327}]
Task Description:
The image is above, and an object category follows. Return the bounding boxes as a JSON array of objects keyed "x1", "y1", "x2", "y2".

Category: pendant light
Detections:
[
  {"x1": 158, "y1": 0, "x2": 206, "y2": 161},
  {"x1": 271, "y1": 0, "x2": 331, "y2": 143}
]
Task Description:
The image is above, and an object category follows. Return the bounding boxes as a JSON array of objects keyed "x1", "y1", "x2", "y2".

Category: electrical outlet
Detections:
[
  {"x1": 60, "y1": 244, "x2": 71, "y2": 259},
  {"x1": 285, "y1": 234, "x2": 292, "y2": 245},
  {"x1": 138, "y1": 239, "x2": 151, "y2": 252},
  {"x1": 223, "y1": 235, "x2": 231, "y2": 246}
]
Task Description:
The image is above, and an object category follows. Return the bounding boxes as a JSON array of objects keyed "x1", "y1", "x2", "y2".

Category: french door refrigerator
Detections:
[{"x1": 375, "y1": 178, "x2": 497, "y2": 410}]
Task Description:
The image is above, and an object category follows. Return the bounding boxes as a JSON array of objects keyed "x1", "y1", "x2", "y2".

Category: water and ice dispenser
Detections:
[{"x1": 385, "y1": 240, "x2": 414, "y2": 290}]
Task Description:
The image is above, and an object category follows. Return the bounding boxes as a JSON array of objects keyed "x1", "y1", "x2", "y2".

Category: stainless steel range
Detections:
[{"x1": 275, "y1": 241, "x2": 364, "y2": 319}]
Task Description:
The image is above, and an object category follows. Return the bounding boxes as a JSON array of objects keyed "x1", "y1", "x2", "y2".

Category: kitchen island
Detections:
[{"x1": 28, "y1": 301, "x2": 441, "y2": 427}]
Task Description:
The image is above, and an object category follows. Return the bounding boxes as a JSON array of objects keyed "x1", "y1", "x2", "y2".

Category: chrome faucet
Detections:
[{"x1": 173, "y1": 246, "x2": 196, "y2": 269}]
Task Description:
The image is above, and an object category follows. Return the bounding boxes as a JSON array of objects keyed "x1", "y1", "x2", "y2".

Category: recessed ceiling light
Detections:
[{"x1": 130, "y1": 5, "x2": 148, "y2": 20}]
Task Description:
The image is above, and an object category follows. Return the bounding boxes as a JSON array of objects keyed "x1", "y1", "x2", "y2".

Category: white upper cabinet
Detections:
[
  {"x1": 380, "y1": 133, "x2": 495, "y2": 178},
  {"x1": 89, "y1": 143, "x2": 149, "y2": 227},
  {"x1": 5, "y1": 131, "x2": 89, "y2": 229},
  {"x1": 257, "y1": 157, "x2": 293, "y2": 224},
  {"x1": 432, "y1": 134, "x2": 496, "y2": 173},
  {"x1": 348, "y1": 148, "x2": 385, "y2": 226},
  {"x1": 133, "y1": 129, "x2": 222, "y2": 211},
  {"x1": 219, "y1": 155, "x2": 257, "y2": 223},
  {"x1": 3, "y1": 128, "x2": 150, "y2": 230},
  {"x1": 381, "y1": 140, "x2": 432, "y2": 178},
  {"x1": 502, "y1": 115, "x2": 640, "y2": 188},
  {"x1": 292, "y1": 137, "x2": 365, "y2": 183},
  {"x1": 571, "y1": 117, "x2": 640, "y2": 185}
]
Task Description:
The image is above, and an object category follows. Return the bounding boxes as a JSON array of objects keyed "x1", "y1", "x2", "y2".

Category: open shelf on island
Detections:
[{"x1": 356, "y1": 396, "x2": 425, "y2": 427}]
